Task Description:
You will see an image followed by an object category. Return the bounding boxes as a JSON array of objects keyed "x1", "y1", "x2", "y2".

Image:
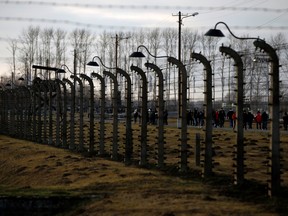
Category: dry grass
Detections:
[{"x1": 0, "y1": 120, "x2": 288, "y2": 215}]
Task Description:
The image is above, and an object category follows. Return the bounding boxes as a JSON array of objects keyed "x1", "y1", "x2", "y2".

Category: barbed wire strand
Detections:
[{"x1": 0, "y1": 1, "x2": 287, "y2": 13}]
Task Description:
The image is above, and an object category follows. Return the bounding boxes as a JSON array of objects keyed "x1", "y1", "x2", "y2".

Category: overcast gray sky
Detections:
[{"x1": 0, "y1": 0, "x2": 288, "y2": 77}]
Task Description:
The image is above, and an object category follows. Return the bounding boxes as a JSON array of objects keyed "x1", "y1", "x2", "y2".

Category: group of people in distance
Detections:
[
  {"x1": 189, "y1": 107, "x2": 273, "y2": 130},
  {"x1": 215, "y1": 108, "x2": 271, "y2": 130},
  {"x1": 187, "y1": 108, "x2": 204, "y2": 127},
  {"x1": 132, "y1": 106, "x2": 288, "y2": 131},
  {"x1": 133, "y1": 108, "x2": 169, "y2": 125},
  {"x1": 213, "y1": 108, "x2": 269, "y2": 130}
]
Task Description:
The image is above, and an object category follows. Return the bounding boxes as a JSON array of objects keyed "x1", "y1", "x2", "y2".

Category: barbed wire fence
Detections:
[{"x1": 0, "y1": 1, "x2": 288, "y2": 198}]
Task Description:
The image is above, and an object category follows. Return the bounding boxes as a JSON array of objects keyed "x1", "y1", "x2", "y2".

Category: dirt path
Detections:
[{"x1": 0, "y1": 135, "x2": 284, "y2": 216}]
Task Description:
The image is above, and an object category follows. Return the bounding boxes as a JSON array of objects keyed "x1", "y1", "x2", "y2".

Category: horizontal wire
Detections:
[
  {"x1": 1, "y1": 16, "x2": 288, "y2": 31},
  {"x1": 0, "y1": 1, "x2": 287, "y2": 13},
  {"x1": 0, "y1": 16, "x2": 135, "y2": 30}
]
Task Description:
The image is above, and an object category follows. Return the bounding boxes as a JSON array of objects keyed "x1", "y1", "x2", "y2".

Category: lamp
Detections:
[
  {"x1": 129, "y1": 51, "x2": 145, "y2": 58},
  {"x1": 87, "y1": 56, "x2": 111, "y2": 69},
  {"x1": 130, "y1": 45, "x2": 169, "y2": 59},
  {"x1": 88, "y1": 56, "x2": 130, "y2": 84},
  {"x1": 205, "y1": 21, "x2": 263, "y2": 41},
  {"x1": 86, "y1": 61, "x2": 99, "y2": 67},
  {"x1": 55, "y1": 64, "x2": 73, "y2": 74},
  {"x1": 5, "y1": 80, "x2": 18, "y2": 89},
  {"x1": 205, "y1": 28, "x2": 224, "y2": 37}
]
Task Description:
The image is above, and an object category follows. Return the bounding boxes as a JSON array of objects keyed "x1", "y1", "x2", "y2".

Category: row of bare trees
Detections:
[{"x1": 3, "y1": 25, "x2": 288, "y2": 112}]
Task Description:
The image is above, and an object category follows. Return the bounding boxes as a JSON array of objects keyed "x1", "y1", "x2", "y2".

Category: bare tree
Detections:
[
  {"x1": 80, "y1": 29, "x2": 96, "y2": 74},
  {"x1": 228, "y1": 36, "x2": 253, "y2": 106},
  {"x1": 39, "y1": 28, "x2": 54, "y2": 78},
  {"x1": 54, "y1": 28, "x2": 67, "y2": 69},
  {"x1": 146, "y1": 28, "x2": 161, "y2": 105},
  {"x1": 198, "y1": 33, "x2": 220, "y2": 106},
  {"x1": 182, "y1": 28, "x2": 198, "y2": 100},
  {"x1": 269, "y1": 33, "x2": 288, "y2": 111},
  {"x1": 162, "y1": 28, "x2": 177, "y2": 106},
  {"x1": 19, "y1": 25, "x2": 40, "y2": 84},
  {"x1": 7, "y1": 38, "x2": 18, "y2": 83},
  {"x1": 69, "y1": 28, "x2": 96, "y2": 75},
  {"x1": 129, "y1": 29, "x2": 146, "y2": 104},
  {"x1": 95, "y1": 31, "x2": 110, "y2": 71}
]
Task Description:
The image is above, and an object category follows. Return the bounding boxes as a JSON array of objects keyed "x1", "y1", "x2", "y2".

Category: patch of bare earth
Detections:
[{"x1": 0, "y1": 132, "x2": 286, "y2": 216}]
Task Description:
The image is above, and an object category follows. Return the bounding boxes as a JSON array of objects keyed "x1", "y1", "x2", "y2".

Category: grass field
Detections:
[{"x1": 0, "y1": 120, "x2": 288, "y2": 215}]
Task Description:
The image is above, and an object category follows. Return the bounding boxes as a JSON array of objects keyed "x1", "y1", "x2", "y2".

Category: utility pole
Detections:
[
  {"x1": 114, "y1": 34, "x2": 130, "y2": 74},
  {"x1": 114, "y1": 34, "x2": 130, "y2": 106},
  {"x1": 172, "y1": 11, "x2": 198, "y2": 125},
  {"x1": 172, "y1": 11, "x2": 198, "y2": 67}
]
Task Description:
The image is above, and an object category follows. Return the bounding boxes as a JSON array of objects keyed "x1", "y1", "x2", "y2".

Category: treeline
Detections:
[{"x1": 4, "y1": 25, "x2": 288, "y2": 111}]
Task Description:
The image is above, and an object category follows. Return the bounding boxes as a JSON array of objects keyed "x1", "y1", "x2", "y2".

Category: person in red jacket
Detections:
[
  {"x1": 232, "y1": 111, "x2": 237, "y2": 130},
  {"x1": 255, "y1": 111, "x2": 262, "y2": 129}
]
